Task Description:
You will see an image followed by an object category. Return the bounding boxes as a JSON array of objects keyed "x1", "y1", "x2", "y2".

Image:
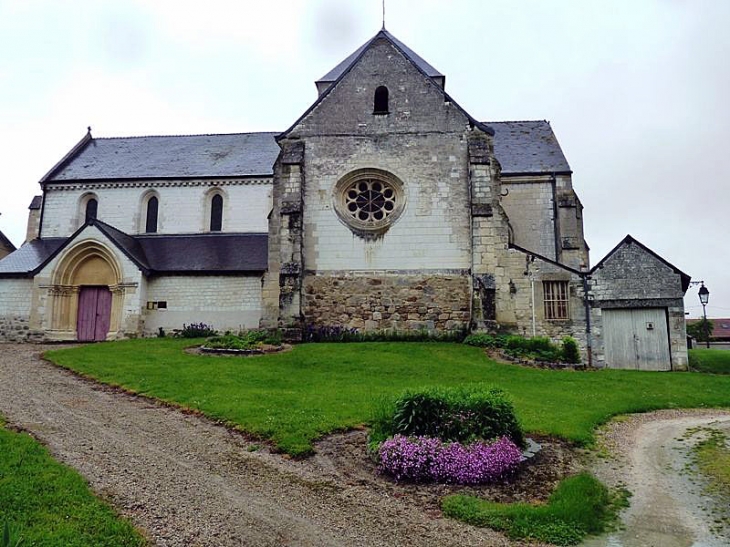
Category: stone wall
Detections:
[
  {"x1": 485, "y1": 247, "x2": 590, "y2": 352},
  {"x1": 303, "y1": 272, "x2": 470, "y2": 332},
  {"x1": 501, "y1": 177, "x2": 557, "y2": 260},
  {"x1": 0, "y1": 278, "x2": 43, "y2": 342},
  {"x1": 144, "y1": 274, "x2": 263, "y2": 335},
  {"x1": 41, "y1": 179, "x2": 271, "y2": 237}
]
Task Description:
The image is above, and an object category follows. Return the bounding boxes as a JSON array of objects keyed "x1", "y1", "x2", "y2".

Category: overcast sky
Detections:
[{"x1": 0, "y1": 0, "x2": 727, "y2": 318}]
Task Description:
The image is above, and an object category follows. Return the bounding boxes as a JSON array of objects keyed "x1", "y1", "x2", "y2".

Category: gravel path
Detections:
[
  {"x1": 584, "y1": 409, "x2": 730, "y2": 547},
  {"x1": 0, "y1": 344, "x2": 509, "y2": 547}
]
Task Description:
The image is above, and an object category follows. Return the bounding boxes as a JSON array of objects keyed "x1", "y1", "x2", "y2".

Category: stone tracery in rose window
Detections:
[{"x1": 333, "y1": 169, "x2": 406, "y2": 239}]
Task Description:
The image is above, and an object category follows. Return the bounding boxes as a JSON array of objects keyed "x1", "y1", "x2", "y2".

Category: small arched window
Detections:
[
  {"x1": 374, "y1": 86, "x2": 389, "y2": 115},
  {"x1": 210, "y1": 194, "x2": 223, "y2": 232},
  {"x1": 85, "y1": 198, "x2": 98, "y2": 222},
  {"x1": 145, "y1": 196, "x2": 159, "y2": 233}
]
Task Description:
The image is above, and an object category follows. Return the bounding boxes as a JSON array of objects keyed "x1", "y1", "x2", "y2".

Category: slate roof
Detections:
[
  {"x1": 0, "y1": 221, "x2": 268, "y2": 277},
  {"x1": 42, "y1": 122, "x2": 569, "y2": 183},
  {"x1": 28, "y1": 196, "x2": 42, "y2": 210},
  {"x1": 44, "y1": 132, "x2": 281, "y2": 182},
  {"x1": 0, "y1": 238, "x2": 64, "y2": 275},
  {"x1": 135, "y1": 233, "x2": 268, "y2": 274},
  {"x1": 489, "y1": 121, "x2": 571, "y2": 175},
  {"x1": 316, "y1": 29, "x2": 444, "y2": 86},
  {"x1": 0, "y1": 230, "x2": 17, "y2": 253}
]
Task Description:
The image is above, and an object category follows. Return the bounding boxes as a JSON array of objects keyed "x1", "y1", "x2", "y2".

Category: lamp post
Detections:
[{"x1": 698, "y1": 283, "x2": 710, "y2": 349}]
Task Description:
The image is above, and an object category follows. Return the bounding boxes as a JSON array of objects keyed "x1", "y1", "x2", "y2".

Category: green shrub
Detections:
[
  {"x1": 371, "y1": 385, "x2": 524, "y2": 447},
  {"x1": 499, "y1": 335, "x2": 566, "y2": 362},
  {"x1": 463, "y1": 333, "x2": 508, "y2": 348},
  {"x1": 176, "y1": 322, "x2": 217, "y2": 338},
  {"x1": 442, "y1": 473, "x2": 620, "y2": 545},
  {"x1": 561, "y1": 337, "x2": 581, "y2": 364},
  {"x1": 206, "y1": 330, "x2": 282, "y2": 350},
  {"x1": 305, "y1": 325, "x2": 466, "y2": 343}
]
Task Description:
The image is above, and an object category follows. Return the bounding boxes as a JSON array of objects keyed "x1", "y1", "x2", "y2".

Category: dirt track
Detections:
[
  {"x1": 585, "y1": 410, "x2": 730, "y2": 547},
  {"x1": 0, "y1": 344, "x2": 510, "y2": 547}
]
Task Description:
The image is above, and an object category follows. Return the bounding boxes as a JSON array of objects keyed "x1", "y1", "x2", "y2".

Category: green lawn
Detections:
[
  {"x1": 689, "y1": 348, "x2": 730, "y2": 374},
  {"x1": 442, "y1": 473, "x2": 628, "y2": 546},
  {"x1": 0, "y1": 418, "x2": 146, "y2": 546},
  {"x1": 46, "y1": 339, "x2": 730, "y2": 456}
]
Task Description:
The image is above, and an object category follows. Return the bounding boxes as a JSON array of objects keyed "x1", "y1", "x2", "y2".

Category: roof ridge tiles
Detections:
[{"x1": 93, "y1": 131, "x2": 280, "y2": 140}]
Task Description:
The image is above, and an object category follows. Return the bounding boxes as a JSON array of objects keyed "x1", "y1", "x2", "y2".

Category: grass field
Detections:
[
  {"x1": 689, "y1": 348, "x2": 730, "y2": 374},
  {"x1": 46, "y1": 339, "x2": 730, "y2": 456},
  {"x1": 0, "y1": 417, "x2": 146, "y2": 547}
]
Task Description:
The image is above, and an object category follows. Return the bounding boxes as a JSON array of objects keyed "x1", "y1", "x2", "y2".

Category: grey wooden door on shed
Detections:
[{"x1": 603, "y1": 308, "x2": 671, "y2": 371}]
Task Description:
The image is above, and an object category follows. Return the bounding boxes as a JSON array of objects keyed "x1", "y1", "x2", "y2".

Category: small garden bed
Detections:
[
  {"x1": 464, "y1": 333, "x2": 586, "y2": 369},
  {"x1": 182, "y1": 328, "x2": 290, "y2": 356},
  {"x1": 370, "y1": 385, "x2": 527, "y2": 485}
]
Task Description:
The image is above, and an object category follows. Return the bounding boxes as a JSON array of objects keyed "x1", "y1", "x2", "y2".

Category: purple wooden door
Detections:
[{"x1": 77, "y1": 287, "x2": 112, "y2": 342}]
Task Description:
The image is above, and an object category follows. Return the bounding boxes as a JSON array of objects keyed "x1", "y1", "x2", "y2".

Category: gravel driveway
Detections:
[
  {"x1": 0, "y1": 344, "x2": 509, "y2": 547},
  {"x1": 584, "y1": 409, "x2": 730, "y2": 547}
]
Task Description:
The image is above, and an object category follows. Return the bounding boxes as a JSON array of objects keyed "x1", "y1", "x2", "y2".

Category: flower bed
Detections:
[{"x1": 378, "y1": 435, "x2": 522, "y2": 484}]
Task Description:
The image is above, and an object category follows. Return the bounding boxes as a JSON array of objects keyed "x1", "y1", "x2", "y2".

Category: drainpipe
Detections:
[
  {"x1": 582, "y1": 273, "x2": 593, "y2": 367},
  {"x1": 551, "y1": 173, "x2": 560, "y2": 262},
  {"x1": 531, "y1": 274, "x2": 536, "y2": 337}
]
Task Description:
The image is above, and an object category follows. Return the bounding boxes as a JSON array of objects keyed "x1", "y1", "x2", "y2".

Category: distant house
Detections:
[
  {"x1": 687, "y1": 318, "x2": 730, "y2": 342},
  {"x1": 0, "y1": 230, "x2": 15, "y2": 260}
]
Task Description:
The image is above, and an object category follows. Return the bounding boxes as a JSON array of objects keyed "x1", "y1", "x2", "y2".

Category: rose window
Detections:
[
  {"x1": 344, "y1": 179, "x2": 396, "y2": 223},
  {"x1": 333, "y1": 169, "x2": 406, "y2": 238}
]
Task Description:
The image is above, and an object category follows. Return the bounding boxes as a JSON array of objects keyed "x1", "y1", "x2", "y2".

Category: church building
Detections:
[{"x1": 0, "y1": 30, "x2": 690, "y2": 370}]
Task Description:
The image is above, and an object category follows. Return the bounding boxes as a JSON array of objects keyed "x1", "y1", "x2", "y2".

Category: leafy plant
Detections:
[
  {"x1": 304, "y1": 325, "x2": 466, "y2": 343},
  {"x1": 371, "y1": 385, "x2": 524, "y2": 447},
  {"x1": 463, "y1": 333, "x2": 508, "y2": 348},
  {"x1": 205, "y1": 330, "x2": 282, "y2": 350},
  {"x1": 470, "y1": 333, "x2": 578, "y2": 363},
  {"x1": 687, "y1": 318, "x2": 714, "y2": 343},
  {"x1": 561, "y1": 337, "x2": 581, "y2": 364},
  {"x1": 176, "y1": 322, "x2": 217, "y2": 338}
]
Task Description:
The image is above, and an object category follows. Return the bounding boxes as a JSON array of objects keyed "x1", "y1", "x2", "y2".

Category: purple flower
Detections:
[{"x1": 378, "y1": 435, "x2": 522, "y2": 484}]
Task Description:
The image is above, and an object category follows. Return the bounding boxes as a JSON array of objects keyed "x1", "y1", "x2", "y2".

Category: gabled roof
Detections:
[
  {"x1": 280, "y1": 29, "x2": 494, "y2": 140},
  {"x1": 591, "y1": 235, "x2": 691, "y2": 292},
  {"x1": 316, "y1": 29, "x2": 444, "y2": 87},
  {"x1": 489, "y1": 121, "x2": 571, "y2": 175},
  {"x1": 36, "y1": 122, "x2": 570, "y2": 182},
  {"x1": 0, "y1": 221, "x2": 268, "y2": 277},
  {"x1": 0, "y1": 230, "x2": 17, "y2": 253},
  {"x1": 43, "y1": 132, "x2": 281, "y2": 182}
]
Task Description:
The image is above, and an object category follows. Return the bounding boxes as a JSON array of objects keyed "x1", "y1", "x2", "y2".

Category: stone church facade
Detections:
[{"x1": 0, "y1": 30, "x2": 690, "y2": 369}]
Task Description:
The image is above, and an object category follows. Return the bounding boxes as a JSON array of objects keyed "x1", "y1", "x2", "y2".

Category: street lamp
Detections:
[{"x1": 698, "y1": 283, "x2": 710, "y2": 349}]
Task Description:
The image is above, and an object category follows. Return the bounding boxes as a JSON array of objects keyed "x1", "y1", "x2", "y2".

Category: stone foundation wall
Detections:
[
  {"x1": 303, "y1": 272, "x2": 470, "y2": 331},
  {"x1": 0, "y1": 315, "x2": 44, "y2": 342}
]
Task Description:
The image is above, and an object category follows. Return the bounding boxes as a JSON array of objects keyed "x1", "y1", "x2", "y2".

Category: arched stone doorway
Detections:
[{"x1": 49, "y1": 242, "x2": 124, "y2": 341}]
